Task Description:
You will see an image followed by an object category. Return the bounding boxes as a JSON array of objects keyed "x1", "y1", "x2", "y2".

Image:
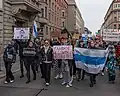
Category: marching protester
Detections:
[
  {"x1": 3, "y1": 41, "x2": 16, "y2": 84},
  {"x1": 39, "y1": 39, "x2": 45, "y2": 78},
  {"x1": 16, "y1": 40, "x2": 28, "y2": 78},
  {"x1": 41, "y1": 40, "x2": 53, "y2": 86},
  {"x1": 53, "y1": 39, "x2": 63, "y2": 79},
  {"x1": 23, "y1": 41, "x2": 37, "y2": 84},
  {"x1": 106, "y1": 50, "x2": 116, "y2": 84},
  {"x1": 76, "y1": 40, "x2": 86, "y2": 81},
  {"x1": 88, "y1": 41, "x2": 98, "y2": 87},
  {"x1": 34, "y1": 38, "x2": 41, "y2": 73},
  {"x1": 60, "y1": 38, "x2": 72, "y2": 87}
]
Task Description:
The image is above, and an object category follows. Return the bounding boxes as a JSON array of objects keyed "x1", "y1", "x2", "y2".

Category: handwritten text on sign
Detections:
[
  {"x1": 103, "y1": 29, "x2": 120, "y2": 41},
  {"x1": 53, "y1": 46, "x2": 73, "y2": 59}
]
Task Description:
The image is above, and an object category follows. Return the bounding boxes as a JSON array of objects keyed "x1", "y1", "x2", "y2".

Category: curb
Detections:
[{"x1": 0, "y1": 69, "x2": 20, "y2": 79}]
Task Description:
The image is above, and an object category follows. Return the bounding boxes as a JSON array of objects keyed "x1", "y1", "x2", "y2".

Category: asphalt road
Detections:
[{"x1": 0, "y1": 70, "x2": 120, "y2": 96}]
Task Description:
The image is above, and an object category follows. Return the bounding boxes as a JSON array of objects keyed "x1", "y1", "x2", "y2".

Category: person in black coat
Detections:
[
  {"x1": 34, "y1": 39, "x2": 41, "y2": 73},
  {"x1": 23, "y1": 41, "x2": 37, "y2": 84},
  {"x1": 16, "y1": 39, "x2": 29, "y2": 78},
  {"x1": 88, "y1": 42, "x2": 99, "y2": 87},
  {"x1": 3, "y1": 41, "x2": 16, "y2": 84},
  {"x1": 41, "y1": 40, "x2": 53, "y2": 86}
]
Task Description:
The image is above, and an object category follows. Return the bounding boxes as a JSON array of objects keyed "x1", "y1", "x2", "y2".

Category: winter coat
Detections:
[{"x1": 3, "y1": 45, "x2": 16, "y2": 63}]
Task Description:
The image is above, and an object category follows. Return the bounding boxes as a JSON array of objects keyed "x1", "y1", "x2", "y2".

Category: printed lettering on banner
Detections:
[
  {"x1": 14, "y1": 28, "x2": 30, "y2": 39},
  {"x1": 53, "y1": 46, "x2": 73, "y2": 59}
]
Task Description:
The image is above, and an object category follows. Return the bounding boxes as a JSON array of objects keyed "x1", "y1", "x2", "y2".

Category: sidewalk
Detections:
[{"x1": 0, "y1": 55, "x2": 20, "y2": 79}]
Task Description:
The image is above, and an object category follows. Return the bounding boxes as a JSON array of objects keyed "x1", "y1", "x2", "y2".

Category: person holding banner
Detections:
[
  {"x1": 89, "y1": 41, "x2": 98, "y2": 87},
  {"x1": 23, "y1": 41, "x2": 37, "y2": 84},
  {"x1": 76, "y1": 40, "x2": 86, "y2": 81},
  {"x1": 60, "y1": 38, "x2": 72, "y2": 88},
  {"x1": 41, "y1": 40, "x2": 53, "y2": 86},
  {"x1": 53, "y1": 39, "x2": 63, "y2": 79}
]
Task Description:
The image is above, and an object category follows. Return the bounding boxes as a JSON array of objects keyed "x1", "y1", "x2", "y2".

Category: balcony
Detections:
[
  {"x1": 39, "y1": 17, "x2": 48, "y2": 24},
  {"x1": 11, "y1": 0, "x2": 41, "y2": 14}
]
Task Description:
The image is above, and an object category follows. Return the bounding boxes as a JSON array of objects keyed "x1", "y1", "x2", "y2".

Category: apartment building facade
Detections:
[
  {"x1": 0, "y1": 0, "x2": 84, "y2": 49},
  {"x1": 47, "y1": 0, "x2": 68, "y2": 38},
  {"x1": 67, "y1": 0, "x2": 84, "y2": 35},
  {"x1": 102, "y1": 0, "x2": 120, "y2": 29}
]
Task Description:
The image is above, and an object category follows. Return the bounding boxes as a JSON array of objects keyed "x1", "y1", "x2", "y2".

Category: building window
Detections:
[
  {"x1": 118, "y1": 4, "x2": 120, "y2": 7},
  {"x1": 114, "y1": 24, "x2": 117, "y2": 29},
  {"x1": 46, "y1": 26, "x2": 48, "y2": 35},
  {"x1": 45, "y1": 7, "x2": 47, "y2": 19},
  {"x1": 41, "y1": 8, "x2": 44, "y2": 18},
  {"x1": 55, "y1": 5, "x2": 56, "y2": 12},
  {"x1": 52, "y1": 2, "x2": 54, "y2": 9},
  {"x1": 119, "y1": 17, "x2": 120, "y2": 21},
  {"x1": 49, "y1": 12, "x2": 51, "y2": 22},
  {"x1": 114, "y1": 17, "x2": 117, "y2": 22},
  {"x1": 55, "y1": 16, "x2": 56, "y2": 24},
  {"x1": 49, "y1": 27, "x2": 51, "y2": 33},
  {"x1": 62, "y1": 22, "x2": 65, "y2": 27},
  {"x1": 49, "y1": 0, "x2": 51, "y2": 8},
  {"x1": 45, "y1": 0, "x2": 47, "y2": 4},
  {"x1": 62, "y1": 12, "x2": 65, "y2": 17},
  {"x1": 118, "y1": 24, "x2": 120, "y2": 29}
]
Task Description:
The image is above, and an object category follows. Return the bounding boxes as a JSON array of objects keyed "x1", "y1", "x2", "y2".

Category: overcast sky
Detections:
[{"x1": 75, "y1": 0, "x2": 112, "y2": 33}]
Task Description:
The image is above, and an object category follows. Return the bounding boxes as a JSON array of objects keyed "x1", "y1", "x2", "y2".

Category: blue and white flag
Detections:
[
  {"x1": 74, "y1": 48, "x2": 109, "y2": 74},
  {"x1": 33, "y1": 21, "x2": 38, "y2": 38}
]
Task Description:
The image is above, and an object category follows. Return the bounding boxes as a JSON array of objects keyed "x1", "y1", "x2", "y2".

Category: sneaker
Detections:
[
  {"x1": 26, "y1": 80, "x2": 30, "y2": 84},
  {"x1": 90, "y1": 84, "x2": 94, "y2": 87},
  {"x1": 54, "y1": 75, "x2": 59, "y2": 79},
  {"x1": 61, "y1": 81, "x2": 66, "y2": 85},
  {"x1": 66, "y1": 84, "x2": 70, "y2": 88},
  {"x1": 10, "y1": 80, "x2": 14, "y2": 83},
  {"x1": 33, "y1": 77, "x2": 36, "y2": 80},
  {"x1": 69, "y1": 76, "x2": 73, "y2": 84},
  {"x1": 20, "y1": 75, "x2": 24, "y2": 78},
  {"x1": 68, "y1": 83, "x2": 72, "y2": 87},
  {"x1": 4, "y1": 81, "x2": 9, "y2": 84},
  {"x1": 101, "y1": 72, "x2": 104, "y2": 76},
  {"x1": 94, "y1": 81, "x2": 96, "y2": 84},
  {"x1": 46, "y1": 83, "x2": 49, "y2": 86},
  {"x1": 59, "y1": 73, "x2": 63, "y2": 79}
]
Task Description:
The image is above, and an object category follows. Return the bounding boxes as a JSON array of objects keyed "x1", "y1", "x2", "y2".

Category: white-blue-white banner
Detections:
[{"x1": 74, "y1": 48, "x2": 109, "y2": 74}]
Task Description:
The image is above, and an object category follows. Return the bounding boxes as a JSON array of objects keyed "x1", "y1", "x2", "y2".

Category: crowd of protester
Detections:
[{"x1": 3, "y1": 37, "x2": 120, "y2": 87}]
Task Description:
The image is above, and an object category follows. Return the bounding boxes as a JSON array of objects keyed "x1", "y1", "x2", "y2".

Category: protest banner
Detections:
[
  {"x1": 53, "y1": 45, "x2": 73, "y2": 59},
  {"x1": 14, "y1": 28, "x2": 30, "y2": 39},
  {"x1": 74, "y1": 48, "x2": 109, "y2": 74},
  {"x1": 103, "y1": 29, "x2": 120, "y2": 41},
  {"x1": 72, "y1": 33, "x2": 80, "y2": 39}
]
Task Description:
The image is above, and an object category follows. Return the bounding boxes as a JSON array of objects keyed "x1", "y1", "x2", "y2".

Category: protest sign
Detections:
[
  {"x1": 103, "y1": 29, "x2": 120, "y2": 41},
  {"x1": 53, "y1": 45, "x2": 73, "y2": 59},
  {"x1": 72, "y1": 33, "x2": 80, "y2": 39},
  {"x1": 14, "y1": 28, "x2": 30, "y2": 39}
]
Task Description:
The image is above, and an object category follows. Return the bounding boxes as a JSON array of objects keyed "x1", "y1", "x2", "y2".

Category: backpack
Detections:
[{"x1": 4, "y1": 47, "x2": 16, "y2": 63}]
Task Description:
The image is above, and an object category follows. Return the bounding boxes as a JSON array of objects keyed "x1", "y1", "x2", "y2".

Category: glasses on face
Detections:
[{"x1": 45, "y1": 41, "x2": 49, "y2": 44}]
